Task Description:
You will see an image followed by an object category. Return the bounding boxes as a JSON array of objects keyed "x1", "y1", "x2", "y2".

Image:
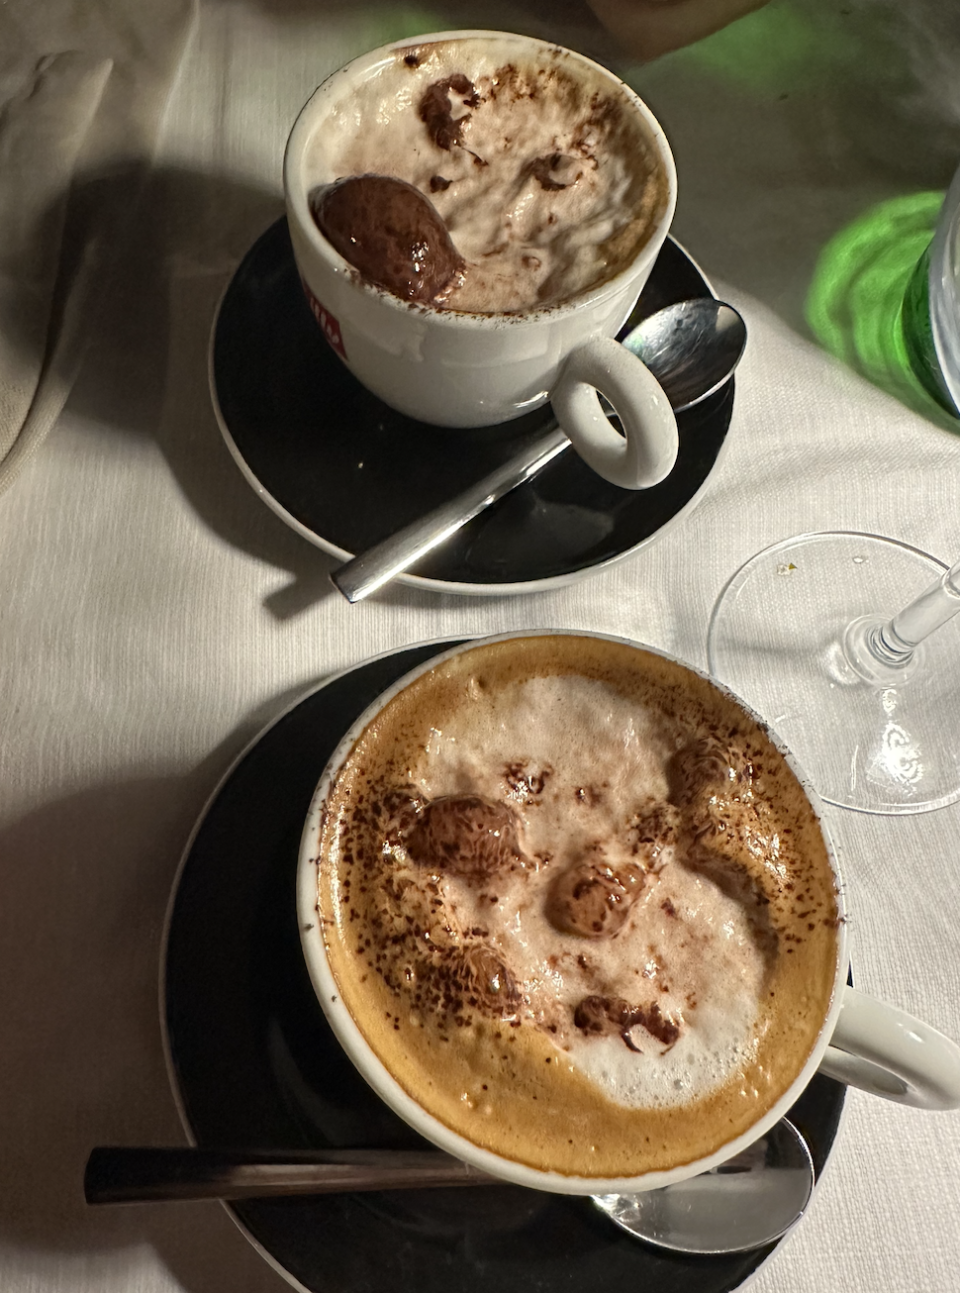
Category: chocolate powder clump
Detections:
[
  {"x1": 310, "y1": 174, "x2": 464, "y2": 304},
  {"x1": 405, "y1": 795, "x2": 526, "y2": 880},
  {"x1": 546, "y1": 858, "x2": 645, "y2": 938},
  {"x1": 574, "y1": 995, "x2": 680, "y2": 1051},
  {"x1": 528, "y1": 153, "x2": 582, "y2": 191},
  {"x1": 629, "y1": 799, "x2": 681, "y2": 866},
  {"x1": 454, "y1": 945, "x2": 520, "y2": 1015},
  {"x1": 418, "y1": 74, "x2": 480, "y2": 150}
]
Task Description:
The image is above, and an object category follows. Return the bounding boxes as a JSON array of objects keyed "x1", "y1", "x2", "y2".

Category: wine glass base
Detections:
[{"x1": 707, "y1": 532, "x2": 960, "y2": 815}]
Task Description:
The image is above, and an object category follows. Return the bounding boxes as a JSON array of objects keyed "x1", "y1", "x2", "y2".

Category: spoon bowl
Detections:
[
  {"x1": 593, "y1": 1118, "x2": 814, "y2": 1254},
  {"x1": 623, "y1": 298, "x2": 747, "y2": 412}
]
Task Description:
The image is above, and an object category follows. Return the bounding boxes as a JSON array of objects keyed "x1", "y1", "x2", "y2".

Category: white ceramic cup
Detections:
[
  {"x1": 283, "y1": 31, "x2": 679, "y2": 490},
  {"x1": 297, "y1": 630, "x2": 960, "y2": 1196}
]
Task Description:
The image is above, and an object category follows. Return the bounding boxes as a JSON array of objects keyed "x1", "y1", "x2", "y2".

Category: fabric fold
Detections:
[
  {"x1": 0, "y1": 52, "x2": 111, "y2": 480},
  {"x1": 0, "y1": 0, "x2": 197, "y2": 497}
]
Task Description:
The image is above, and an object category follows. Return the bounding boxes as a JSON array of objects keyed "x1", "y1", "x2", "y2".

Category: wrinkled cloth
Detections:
[{"x1": 0, "y1": 0, "x2": 196, "y2": 495}]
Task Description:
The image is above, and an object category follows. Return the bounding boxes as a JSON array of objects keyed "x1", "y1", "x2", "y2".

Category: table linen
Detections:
[{"x1": 1, "y1": 2, "x2": 959, "y2": 1291}]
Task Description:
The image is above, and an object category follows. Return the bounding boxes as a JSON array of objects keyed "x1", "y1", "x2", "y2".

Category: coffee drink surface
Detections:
[
  {"x1": 310, "y1": 636, "x2": 840, "y2": 1178},
  {"x1": 303, "y1": 35, "x2": 670, "y2": 314}
]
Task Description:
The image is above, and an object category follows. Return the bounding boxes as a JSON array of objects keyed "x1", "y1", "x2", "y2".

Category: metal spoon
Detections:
[
  {"x1": 594, "y1": 1118, "x2": 815, "y2": 1254},
  {"x1": 330, "y1": 298, "x2": 747, "y2": 603},
  {"x1": 84, "y1": 1117, "x2": 815, "y2": 1256}
]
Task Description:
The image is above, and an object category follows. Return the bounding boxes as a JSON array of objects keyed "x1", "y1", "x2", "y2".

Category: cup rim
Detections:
[
  {"x1": 282, "y1": 29, "x2": 679, "y2": 329},
  {"x1": 296, "y1": 628, "x2": 849, "y2": 1195}
]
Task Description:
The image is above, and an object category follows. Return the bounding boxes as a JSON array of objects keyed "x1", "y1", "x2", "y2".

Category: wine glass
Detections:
[{"x1": 707, "y1": 532, "x2": 960, "y2": 814}]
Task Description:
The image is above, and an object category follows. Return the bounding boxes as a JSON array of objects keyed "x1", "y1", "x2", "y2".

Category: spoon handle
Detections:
[
  {"x1": 329, "y1": 424, "x2": 569, "y2": 602},
  {"x1": 84, "y1": 1146, "x2": 500, "y2": 1204}
]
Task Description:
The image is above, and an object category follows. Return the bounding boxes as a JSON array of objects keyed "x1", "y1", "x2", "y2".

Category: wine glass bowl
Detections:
[{"x1": 707, "y1": 531, "x2": 960, "y2": 815}]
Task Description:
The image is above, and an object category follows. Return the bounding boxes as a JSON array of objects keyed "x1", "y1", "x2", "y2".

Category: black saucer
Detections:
[
  {"x1": 210, "y1": 220, "x2": 735, "y2": 594},
  {"x1": 163, "y1": 639, "x2": 845, "y2": 1293}
]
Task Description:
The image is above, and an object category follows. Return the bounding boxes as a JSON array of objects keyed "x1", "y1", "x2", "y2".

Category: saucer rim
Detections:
[{"x1": 207, "y1": 225, "x2": 734, "y2": 597}]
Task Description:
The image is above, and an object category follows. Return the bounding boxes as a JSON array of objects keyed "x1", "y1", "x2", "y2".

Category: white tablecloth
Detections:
[{"x1": 2, "y1": 2, "x2": 959, "y2": 1290}]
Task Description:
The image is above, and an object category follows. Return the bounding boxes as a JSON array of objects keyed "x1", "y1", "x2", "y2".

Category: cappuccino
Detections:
[
  {"x1": 310, "y1": 636, "x2": 840, "y2": 1178},
  {"x1": 303, "y1": 35, "x2": 670, "y2": 313}
]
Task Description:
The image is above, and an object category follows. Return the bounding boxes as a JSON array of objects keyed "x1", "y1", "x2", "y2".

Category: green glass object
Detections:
[
  {"x1": 901, "y1": 243, "x2": 956, "y2": 414},
  {"x1": 805, "y1": 192, "x2": 956, "y2": 425}
]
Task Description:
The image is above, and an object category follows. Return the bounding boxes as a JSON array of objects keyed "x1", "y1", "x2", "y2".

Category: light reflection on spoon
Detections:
[{"x1": 592, "y1": 1118, "x2": 814, "y2": 1254}]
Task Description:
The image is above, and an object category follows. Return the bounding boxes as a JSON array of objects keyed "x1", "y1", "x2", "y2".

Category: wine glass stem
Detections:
[{"x1": 844, "y1": 557, "x2": 960, "y2": 679}]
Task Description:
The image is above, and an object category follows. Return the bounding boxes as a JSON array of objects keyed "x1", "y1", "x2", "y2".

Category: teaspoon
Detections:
[
  {"x1": 330, "y1": 298, "x2": 747, "y2": 603},
  {"x1": 594, "y1": 1118, "x2": 815, "y2": 1254},
  {"x1": 84, "y1": 1117, "x2": 814, "y2": 1255}
]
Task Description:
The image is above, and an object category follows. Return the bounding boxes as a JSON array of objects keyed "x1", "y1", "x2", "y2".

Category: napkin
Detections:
[{"x1": 0, "y1": 0, "x2": 197, "y2": 497}]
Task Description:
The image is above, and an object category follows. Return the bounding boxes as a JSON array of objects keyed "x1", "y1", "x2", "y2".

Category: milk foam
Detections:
[
  {"x1": 394, "y1": 675, "x2": 771, "y2": 1110},
  {"x1": 303, "y1": 36, "x2": 667, "y2": 312}
]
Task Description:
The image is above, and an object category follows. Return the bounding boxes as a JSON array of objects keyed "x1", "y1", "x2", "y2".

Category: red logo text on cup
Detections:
[{"x1": 301, "y1": 279, "x2": 347, "y2": 360}]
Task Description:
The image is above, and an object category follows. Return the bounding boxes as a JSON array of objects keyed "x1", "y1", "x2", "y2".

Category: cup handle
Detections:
[
  {"x1": 551, "y1": 335, "x2": 679, "y2": 490},
  {"x1": 817, "y1": 984, "x2": 960, "y2": 1109}
]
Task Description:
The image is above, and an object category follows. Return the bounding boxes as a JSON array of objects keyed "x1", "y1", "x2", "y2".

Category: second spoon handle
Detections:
[
  {"x1": 84, "y1": 1146, "x2": 500, "y2": 1204},
  {"x1": 329, "y1": 424, "x2": 569, "y2": 602}
]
